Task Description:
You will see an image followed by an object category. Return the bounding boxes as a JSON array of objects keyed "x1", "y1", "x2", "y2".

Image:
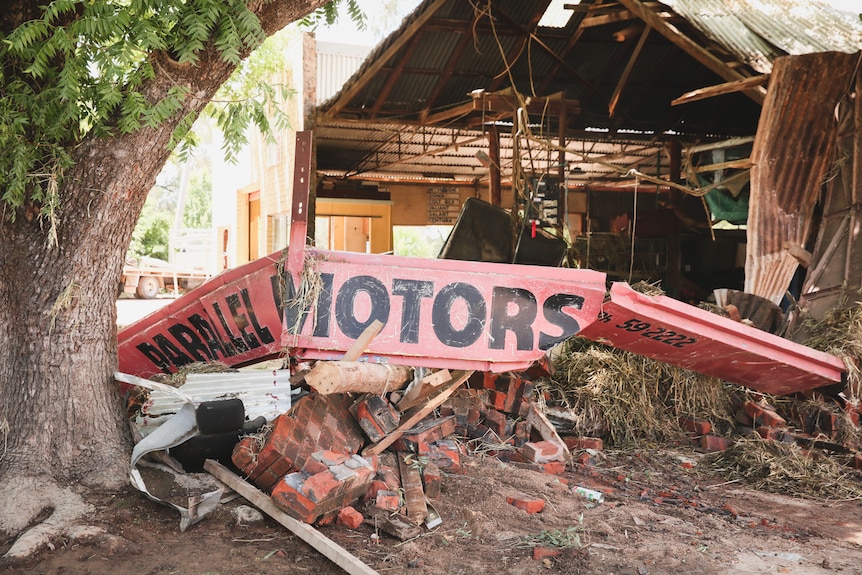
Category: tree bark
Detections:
[{"x1": 0, "y1": 0, "x2": 330, "y2": 493}]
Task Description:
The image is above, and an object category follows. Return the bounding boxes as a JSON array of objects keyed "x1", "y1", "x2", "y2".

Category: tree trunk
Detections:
[{"x1": 0, "y1": 0, "x2": 331, "y2": 496}]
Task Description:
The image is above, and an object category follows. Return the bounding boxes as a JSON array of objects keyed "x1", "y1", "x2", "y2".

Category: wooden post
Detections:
[{"x1": 489, "y1": 124, "x2": 501, "y2": 206}]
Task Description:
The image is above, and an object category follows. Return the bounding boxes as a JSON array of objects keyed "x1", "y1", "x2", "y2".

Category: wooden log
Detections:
[
  {"x1": 363, "y1": 370, "x2": 473, "y2": 457},
  {"x1": 203, "y1": 460, "x2": 380, "y2": 575},
  {"x1": 305, "y1": 362, "x2": 412, "y2": 395}
]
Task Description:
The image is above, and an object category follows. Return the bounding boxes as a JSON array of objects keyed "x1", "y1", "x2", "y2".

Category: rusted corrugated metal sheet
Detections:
[
  {"x1": 789, "y1": 57, "x2": 862, "y2": 335},
  {"x1": 745, "y1": 51, "x2": 858, "y2": 304}
]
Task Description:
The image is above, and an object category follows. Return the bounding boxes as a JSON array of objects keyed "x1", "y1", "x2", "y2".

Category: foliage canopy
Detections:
[{"x1": 0, "y1": 0, "x2": 362, "y2": 224}]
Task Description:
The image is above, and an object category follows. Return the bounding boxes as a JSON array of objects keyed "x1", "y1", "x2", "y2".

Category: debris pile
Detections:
[{"x1": 213, "y1": 360, "x2": 578, "y2": 534}]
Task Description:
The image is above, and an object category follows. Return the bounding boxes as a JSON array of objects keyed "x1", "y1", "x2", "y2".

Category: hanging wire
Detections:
[{"x1": 628, "y1": 176, "x2": 639, "y2": 283}]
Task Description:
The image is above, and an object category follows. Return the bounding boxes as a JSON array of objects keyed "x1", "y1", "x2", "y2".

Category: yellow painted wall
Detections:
[{"x1": 316, "y1": 199, "x2": 392, "y2": 253}]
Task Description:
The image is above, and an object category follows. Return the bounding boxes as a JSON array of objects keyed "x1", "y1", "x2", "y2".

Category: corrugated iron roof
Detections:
[{"x1": 314, "y1": 0, "x2": 860, "y2": 187}]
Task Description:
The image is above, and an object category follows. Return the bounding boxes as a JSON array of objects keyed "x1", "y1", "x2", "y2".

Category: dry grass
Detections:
[
  {"x1": 800, "y1": 303, "x2": 862, "y2": 399},
  {"x1": 705, "y1": 435, "x2": 862, "y2": 501},
  {"x1": 544, "y1": 338, "x2": 734, "y2": 448}
]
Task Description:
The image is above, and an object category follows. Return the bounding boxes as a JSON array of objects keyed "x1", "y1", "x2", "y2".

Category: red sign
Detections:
[
  {"x1": 578, "y1": 283, "x2": 846, "y2": 395},
  {"x1": 281, "y1": 249, "x2": 607, "y2": 372},
  {"x1": 117, "y1": 254, "x2": 287, "y2": 378}
]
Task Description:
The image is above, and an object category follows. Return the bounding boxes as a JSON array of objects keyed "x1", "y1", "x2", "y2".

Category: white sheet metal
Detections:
[{"x1": 136, "y1": 369, "x2": 294, "y2": 431}]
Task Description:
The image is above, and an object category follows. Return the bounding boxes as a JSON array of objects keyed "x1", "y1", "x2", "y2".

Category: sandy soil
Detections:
[{"x1": 4, "y1": 446, "x2": 862, "y2": 575}]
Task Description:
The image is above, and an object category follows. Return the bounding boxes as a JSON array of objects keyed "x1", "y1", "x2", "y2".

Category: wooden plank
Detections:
[
  {"x1": 365, "y1": 506, "x2": 423, "y2": 540},
  {"x1": 203, "y1": 460, "x2": 380, "y2": 575},
  {"x1": 363, "y1": 370, "x2": 473, "y2": 457},
  {"x1": 398, "y1": 453, "x2": 428, "y2": 525},
  {"x1": 608, "y1": 25, "x2": 651, "y2": 117},
  {"x1": 672, "y1": 74, "x2": 770, "y2": 106},
  {"x1": 396, "y1": 369, "x2": 451, "y2": 411},
  {"x1": 342, "y1": 319, "x2": 384, "y2": 361},
  {"x1": 692, "y1": 158, "x2": 752, "y2": 173}
]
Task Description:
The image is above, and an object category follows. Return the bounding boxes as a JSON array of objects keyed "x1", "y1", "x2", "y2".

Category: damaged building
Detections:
[{"x1": 113, "y1": 1, "x2": 862, "y2": 573}]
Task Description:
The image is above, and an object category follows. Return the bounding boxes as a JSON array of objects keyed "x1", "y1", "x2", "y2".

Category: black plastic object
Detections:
[
  {"x1": 170, "y1": 415, "x2": 266, "y2": 473},
  {"x1": 196, "y1": 398, "x2": 245, "y2": 435},
  {"x1": 169, "y1": 430, "x2": 244, "y2": 473},
  {"x1": 513, "y1": 225, "x2": 568, "y2": 267},
  {"x1": 438, "y1": 197, "x2": 514, "y2": 263}
]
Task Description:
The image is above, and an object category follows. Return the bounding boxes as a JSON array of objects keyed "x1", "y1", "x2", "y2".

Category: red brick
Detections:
[
  {"x1": 484, "y1": 389, "x2": 507, "y2": 412},
  {"x1": 302, "y1": 470, "x2": 342, "y2": 503},
  {"x1": 390, "y1": 416, "x2": 456, "y2": 453},
  {"x1": 315, "y1": 510, "x2": 338, "y2": 526},
  {"x1": 521, "y1": 440, "x2": 565, "y2": 463},
  {"x1": 356, "y1": 395, "x2": 400, "y2": 442},
  {"x1": 532, "y1": 546, "x2": 563, "y2": 560},
  {"x1": 700, "y1": 435, "x2": 731, "y2": 452},
  {"x1": 422, "y1": 462, "x2": 442, "y2": 499},
  {"x1": 482, "y1": 372, "x2": 501, "y2": 389},
  {"x1": 844, "y1": 401, "x2": 860, "y2": 427},
  {"x1": 376, "y1": 490, "x2": 401, "y2": 511},
  {"x1": 521, "y1": 356, "x2": 553, "y2": 379},
  {"x1": 337, "y1": 506, "x2": 365, "y2": 529},
  {"x1": 511, "y1": 460, "x2": 565, "y2": 475},
  {"x1": 377, "y1": 465, "x2": 401, "y2": 490},
  {"x1": 679, "y1": 417, "x2": 712, "y2": 436},
  {"x1": 364, "y1": 479, "x2": 390, "y2": 504},
  {"x1": 271, "y1": 475, "x2": 317, "y2": 523},
  {"x1": 734, "y1": 408, "x2": 754, "y2": 427},
  {"x1": 563, "y1": 436, "x2": 603, "y2": 451},
  {"x1": 743, "y1": 401, "x2": 786, "y2": 428},
  {"x1": 756, "y1": 427, "x2": 783, "y2": 440},
  {"x1": 484, "y1": 409, "x2": 508, "y2": 438},
  {"x1": 506, "y1": 494, "x2": 545, "y2": 514},
  {"x1": 301, "y1": 458, "x2": 329, "y2": 476},
  {"x1": 428, "y1": 440, "x2": 461, "y2": 472}
]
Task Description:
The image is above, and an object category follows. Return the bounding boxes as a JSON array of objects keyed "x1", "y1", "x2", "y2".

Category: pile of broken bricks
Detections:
[
  {"x1": 226, "y1": 358, "x2": 582, "y2": 538},
  {"x1": 679, "y1": 395, "x2": 862, "y2": 467}
]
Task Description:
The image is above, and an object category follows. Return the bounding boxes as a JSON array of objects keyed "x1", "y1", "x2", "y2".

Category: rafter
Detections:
[
  {"x1": 609, "y1": 26, "x2": 651, "y2": 117},
  {"x1": 616, "y1": 0, "x2": 764, "y2": 104}
]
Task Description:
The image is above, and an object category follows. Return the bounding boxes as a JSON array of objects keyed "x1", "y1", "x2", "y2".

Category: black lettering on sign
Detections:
[
  {"x1": 226, "y1": 292, "x2": 261, "y2": 350},
  {"x1": 188, "y1": 313, "x2": 237, "y2": 358},
  {"x1": 241, "y1": 288, "x2": 275, "y2": 344},
  {"x1": 271, "y1": 271, "x2": 335, "y2": 337},
  {"x1": 538, "y1": 293, "x2": 584, "y2": 350},
  {"x1": 432, "y1": 282, "x2": 485, "y2": 348},
  {"x1": 489, "y1": 287, "x2": 536, "y2": 350},
  {"x1": 167, "y1": 323, "x2": 213, "y2": 362},
  {"x1": 392, "y1": 278, "x2": 433, "y2": 344},
  {"x1": 212, "y1": 301, "x2": 249, "y2": 353},
  {"x1": 136, "y1": 342, "x2": 173, "y2": 374},
  {"x1": 152, "y1": 334, "x2": 194, "y2": 368},
  {"x1": 335, "y1": 275, "x2": 390, "y2": 338}
]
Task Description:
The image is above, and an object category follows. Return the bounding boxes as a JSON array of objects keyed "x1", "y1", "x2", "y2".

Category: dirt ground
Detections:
[{"x1": 4, "y1": 446, "x2": 862, "y2": 575}]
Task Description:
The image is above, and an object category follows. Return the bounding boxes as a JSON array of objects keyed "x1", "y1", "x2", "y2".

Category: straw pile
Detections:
[
  {"x1": 544, "y1": 337, "x2": 734, "y2": 448},
  {"x1": 800, "y1": 303, "x2": 862, "y2": 399},
  {"x1": 706, "y1": 435, "x2": 862, "y2": 500}
]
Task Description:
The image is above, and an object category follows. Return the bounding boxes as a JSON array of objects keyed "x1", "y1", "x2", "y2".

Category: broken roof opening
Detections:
[{"x1": 538, "y1": 0, "x2": 578, "y2": 28}]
